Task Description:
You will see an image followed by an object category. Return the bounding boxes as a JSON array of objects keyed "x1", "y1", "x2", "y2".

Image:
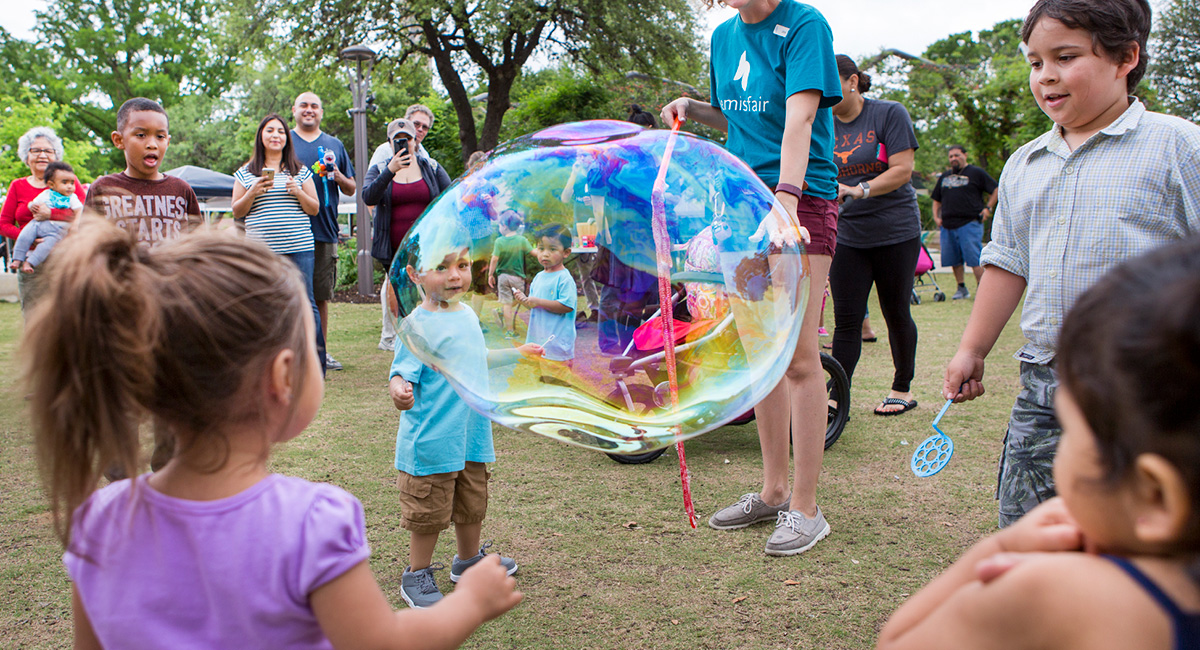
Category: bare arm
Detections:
[
  {"x1": 311, "y1": 557, "x2": 521, "y2": 650},
  {"x1": 877, "y1": 499, "x2": 1083, "y2": 650},
  {"x1": 295, "y1": 177, "x2": 320, "y2": 216},
  {"x1": 333, "y1": 166, "x2": 357, "y2": 196},
  {"x1": 838, "y1": 148, "x2": 915, "y2": 201},
  {"x1": 72, "y1": 587, "x2": 102, "y2": 650},
  {"x1": 943, "y1": 266, "x2": 1026, "y2": 401},
  {"x1": 231, "y1": 176, "x2": 270, "y2": 219},
  {"x1": 981, "y1": 192, "x2": 998, "y2": 220},
  {"x1": 660, "y1": 97, "x2": 729, "y2": 133},
  {"x1": 511, "y1": 289, "x2": 572, "y2": 314},
  {"x1": 487, "y1": 255, "x2": 499, "y2": 289},
  {"x1": 932, "y1": 200, "x2": 942, "y2": 228}
]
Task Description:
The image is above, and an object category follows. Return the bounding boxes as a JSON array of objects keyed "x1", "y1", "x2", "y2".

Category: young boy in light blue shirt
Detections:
[
  {"x1": 513, "y1": 224, "x2": 577, "y2": 383},
  {"x1": 943, "y1": 0, "x2": 1200, "y2": 528},
  {"x1": 389, "y1": 237, "x2": 541, "y2": 609}
]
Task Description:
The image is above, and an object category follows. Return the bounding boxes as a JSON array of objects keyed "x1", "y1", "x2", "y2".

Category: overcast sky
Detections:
[{"x1": 3, "y1": 1, "x2": 1037, "y2": 63}]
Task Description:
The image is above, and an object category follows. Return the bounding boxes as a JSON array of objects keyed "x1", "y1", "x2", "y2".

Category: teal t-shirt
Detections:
[
  {"x1": 391, "y1": 306, "x2": 494, "y2": 476},
  {"x1": 526, "y1": 268, "x2": 577, "y2": 361},
  {"x1": 492, "y1": 233, "x2": 533, "y2": 279},
  {"x1": 709, "y1": 0, "x2": 842, "y2": 199}
]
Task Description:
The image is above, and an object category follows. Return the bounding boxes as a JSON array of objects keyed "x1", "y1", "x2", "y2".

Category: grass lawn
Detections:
[{"x1": 0, "y1": 275, "x2": 1026, "y2": 649}]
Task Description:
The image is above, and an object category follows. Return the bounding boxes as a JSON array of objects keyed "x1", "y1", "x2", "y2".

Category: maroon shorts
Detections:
[{"x1": 793, "y1": 194, "x2": 838, "y2": 258}]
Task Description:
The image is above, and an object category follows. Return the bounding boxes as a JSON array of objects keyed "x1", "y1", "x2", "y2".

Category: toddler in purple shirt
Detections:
[{"x1": 27, "y1": 219, "x2": 521, "y2": 649}]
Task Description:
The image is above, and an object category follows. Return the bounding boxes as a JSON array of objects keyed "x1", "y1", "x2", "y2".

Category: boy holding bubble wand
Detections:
[
  {"x1": 943, "y1": 0, "x2": 1200, "y2": 528},
  {"x1": 389, "y1": 236, "x2": 541, "y2": 610},
  {"x1": 513, "y1": 223, "x2": 577, "y2": 384}
]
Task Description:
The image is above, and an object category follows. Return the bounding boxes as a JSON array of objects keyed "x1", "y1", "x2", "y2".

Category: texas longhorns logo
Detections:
[{"x1": 834, "y1": 144, "x2": 861, "y2": 165}]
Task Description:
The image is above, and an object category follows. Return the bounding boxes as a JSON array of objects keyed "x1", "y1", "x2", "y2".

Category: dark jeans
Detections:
[
  {"x1": 828, "y1": 237, "x2": 920, "y2": 393},
  {"x1": 597, "y1": 285, "x2": 657, "y2": 355},
  {"x1": 283, "y1": 250, "x2": 327, "y2": 375}
]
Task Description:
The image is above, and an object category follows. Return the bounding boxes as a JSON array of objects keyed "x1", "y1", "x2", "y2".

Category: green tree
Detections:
[
  {"x1": 869, "y1": 20, "x2": 1052, "y2": 182},
  {"x1": 20, "y1": 0, "x2": 239, "y2": 169},
  {"x1": 1152, "y1": 0, "x2": 1200, "y2": 121},
  {"x1": 0, "y1": 88, "x2": 102, "y2": 187},
  {"x1": 250, "y1": 0, "x2": 705, "y2": 166}
]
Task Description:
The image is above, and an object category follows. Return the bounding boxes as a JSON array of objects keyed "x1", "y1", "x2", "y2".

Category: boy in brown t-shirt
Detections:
[{"x1": 85, "y1": 98, "x2": 202, "y2": 246}]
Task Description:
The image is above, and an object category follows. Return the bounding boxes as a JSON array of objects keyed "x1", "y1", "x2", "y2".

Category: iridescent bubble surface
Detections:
[{"x1": 390, "y1": 120, "x2": 809, "y2": 454}]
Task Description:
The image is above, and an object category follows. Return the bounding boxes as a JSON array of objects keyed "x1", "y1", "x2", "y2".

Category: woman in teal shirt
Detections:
[{"x1": 662, "y1": 0, "x2": 841, "y2": 556}]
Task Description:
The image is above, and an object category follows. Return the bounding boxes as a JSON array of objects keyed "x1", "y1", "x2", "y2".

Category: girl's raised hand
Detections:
[
  {"x1": 995, "y1": 497, "x2": 1084, "y2": 555},
  {"x1": 452, "y1": 554, "x2": 523, "y2": 623}
]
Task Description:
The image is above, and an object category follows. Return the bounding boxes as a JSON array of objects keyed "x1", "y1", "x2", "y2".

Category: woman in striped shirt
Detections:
[{"x1": 232, "y1": 113, "x2": 326, "y2": 371}]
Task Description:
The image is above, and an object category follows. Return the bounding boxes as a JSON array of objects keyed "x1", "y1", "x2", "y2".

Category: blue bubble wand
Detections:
[
  {"x1": 911, "y1": 398, "x2": 955, "y2": 477},
  {"x1": 652, "y1": 117, "x2": 697, "y2": 528}
]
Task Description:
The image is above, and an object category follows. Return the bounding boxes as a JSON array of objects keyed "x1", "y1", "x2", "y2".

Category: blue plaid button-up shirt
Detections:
[{"x1": 982, "y1": 99, "x2": 1200, "y2": 364}]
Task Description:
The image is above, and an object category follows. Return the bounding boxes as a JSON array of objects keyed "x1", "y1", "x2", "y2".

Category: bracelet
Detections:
[{"x1": 774, "y1": 183, "x2": 804, "y2": 200}]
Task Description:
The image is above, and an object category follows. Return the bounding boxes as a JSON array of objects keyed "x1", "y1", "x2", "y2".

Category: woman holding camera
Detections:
[
  {"x1": 363, "y1": 118, "x2": 453, "y2": 269},
  {"x1": 232, "y1": 113, "x2": 325, "y2": 371},
  {"x1": 363, "y1": 118, "x2": 453, "y2": 347}
]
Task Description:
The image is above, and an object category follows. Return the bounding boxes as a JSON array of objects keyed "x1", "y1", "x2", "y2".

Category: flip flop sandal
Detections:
[
  {"x1": 862, "y1": 336, "x2": 878, "y2": 343},
  {"x1": 874, "y1": 397, "x2": 917, "y2": 416}
]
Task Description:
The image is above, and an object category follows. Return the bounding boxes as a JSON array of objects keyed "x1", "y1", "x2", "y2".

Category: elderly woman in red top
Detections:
[{"x1": 1, "y1": 127, "x2": 87, "y2": 314}]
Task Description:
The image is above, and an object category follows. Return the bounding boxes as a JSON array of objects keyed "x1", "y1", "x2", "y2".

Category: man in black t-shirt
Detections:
[{"x1": 931, "y1": 145, "x2": 997, "y2": 299}]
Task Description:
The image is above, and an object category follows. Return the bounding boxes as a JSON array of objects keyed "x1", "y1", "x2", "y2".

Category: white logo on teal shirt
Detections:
[{"x1": 734, "y1": 51, "x2": 750, "y2": 91}]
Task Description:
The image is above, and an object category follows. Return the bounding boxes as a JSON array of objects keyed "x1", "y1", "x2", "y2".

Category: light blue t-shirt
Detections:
[
  {"x1": 526, "y1": 268, "x2": 577, "y2": 361},
  {"x1": 391, "y1": 306, "x2": 493, "y2": 476},
  {"x1": 709, "y1": 0, "x2": 842, "y2": 198}
]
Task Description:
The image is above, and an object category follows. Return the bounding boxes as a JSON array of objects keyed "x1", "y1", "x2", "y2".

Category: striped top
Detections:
[
  {"x1": 234, "y1": 166, "x2": 315, "y2": 255},
  {"x1": 982, "y1": 99, "x2": 1200, "y2": 364}
]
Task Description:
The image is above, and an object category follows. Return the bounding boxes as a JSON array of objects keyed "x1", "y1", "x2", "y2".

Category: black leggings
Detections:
[{"x1": 828, "y1": 237, "x2": 920, "y2": 393}]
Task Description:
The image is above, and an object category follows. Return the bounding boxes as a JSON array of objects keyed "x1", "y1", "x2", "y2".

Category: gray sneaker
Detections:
[
  {"x1": 952, "y1": 285, "x2": 970, "y2": 300},
  {"x1": 400, "y1": 563, "x2": 445, "y2": 608},
  {"x1": 708, "y1": 492, "x2": 791, "y2": 530},
  {"x1": 378, "y1": 337, "x2": 396, "y2": 351},
  {"x1": 450, "y1": 541, "x2": 518, "y2": 583},
  {"x1": 325, "y1": 353, "x2": 343, "y2": 371},
  {"x1": 765, "y1": 508, "x2": 831, "y2": 556}
]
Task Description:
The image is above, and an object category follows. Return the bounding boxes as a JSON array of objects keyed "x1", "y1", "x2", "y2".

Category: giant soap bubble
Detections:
[{"x1": 389, "y1": 120, "x2": 809, "y2": 455}]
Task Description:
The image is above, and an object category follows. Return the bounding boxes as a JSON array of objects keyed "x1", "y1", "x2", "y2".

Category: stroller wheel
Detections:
[
  {"x1": 605, "y1": 385, "x2": 668, "y2": 464},
  {"x1": 911, "y1": 292, "x2": 922, "y2": 305},
  {"x1": 934, "y1": 292, "x2": 946, "y2": 302}
]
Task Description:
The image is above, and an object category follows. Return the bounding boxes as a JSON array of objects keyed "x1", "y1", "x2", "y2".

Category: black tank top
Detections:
[{"x1": 1106, "y1": 555, "x2": 1200, "y2": 650}]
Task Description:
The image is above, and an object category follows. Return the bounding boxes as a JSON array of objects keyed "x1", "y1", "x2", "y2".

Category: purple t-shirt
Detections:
[{"x1": 64, "y1": 474, "x2": 369, "y2": 649}]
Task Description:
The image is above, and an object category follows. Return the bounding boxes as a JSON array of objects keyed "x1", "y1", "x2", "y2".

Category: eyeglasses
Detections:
[
  {"x1": 412, "y1": 121, "x2": 431, "y2": 132},
  {"x1": 28, "y1": 148, "x2": 55, "y2": 156}
]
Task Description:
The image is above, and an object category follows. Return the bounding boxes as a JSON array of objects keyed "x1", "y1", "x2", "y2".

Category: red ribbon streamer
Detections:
[{"x1": 651, "y1": 118, "x2": 697, "y2": 528}]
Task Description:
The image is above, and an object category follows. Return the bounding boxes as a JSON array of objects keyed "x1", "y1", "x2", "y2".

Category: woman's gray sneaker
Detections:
[
  {"x1": 764, "y1": 508, "x2": 830, "y2": 556},
  {"x1": 707, "y1": 492, "x2": 792, "y2": 530}
]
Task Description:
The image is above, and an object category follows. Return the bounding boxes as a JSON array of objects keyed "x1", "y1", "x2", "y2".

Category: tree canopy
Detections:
[
  {"x1": 257, "y1": 0, "x2": 706, "y2": 165},
  {"x1": 1152, "y1": 0, "x2": 1200, "y2": 122}
]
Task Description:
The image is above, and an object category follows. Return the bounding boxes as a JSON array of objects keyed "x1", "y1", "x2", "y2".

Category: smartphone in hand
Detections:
[{"x1": 262, "y1": 168, "x2": 276, "y2": 184}]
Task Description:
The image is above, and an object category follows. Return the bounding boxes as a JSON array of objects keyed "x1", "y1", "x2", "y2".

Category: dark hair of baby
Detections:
[
  {"x1": 1020, "y1": 0, "x2": 1151, "y2": 93},
  {"x1": 42, "y1": 161, "x2": 75, "y2": 184},
  {"x1": 1057, "y1": 237, "x2": 1200, "y2": 555}
]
